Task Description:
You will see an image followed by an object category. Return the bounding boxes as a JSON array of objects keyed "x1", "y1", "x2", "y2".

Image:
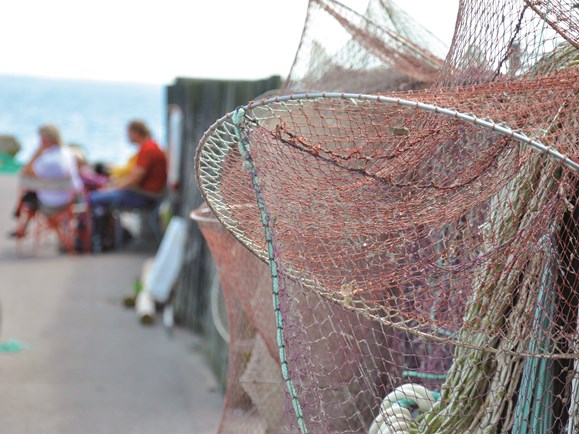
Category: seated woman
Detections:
[
  {"x1": 68, "y1": 144, "x2": 109, "y2": 192},
  {"x1": 10, "y1": 124, "x2": 82, "y2": 238},
  {"x1": 89, "y1": 120, "x2": 167, "y2": 251}
]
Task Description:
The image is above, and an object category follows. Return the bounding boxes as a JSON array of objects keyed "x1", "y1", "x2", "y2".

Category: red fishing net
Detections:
[
  {"x1": 194, "y1": 0, "x2": 579, "y2": 432},
  {"x1": 283, "y1": 0, "x2": 447, "y2": 93}
]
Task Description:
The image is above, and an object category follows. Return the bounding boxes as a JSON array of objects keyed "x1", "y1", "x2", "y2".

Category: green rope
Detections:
[
  {"x1": 394, "y1": 391, "x2": 442, "y2": 408},
  {"x1": 232, "y1": 108, "x2": 307, "y2": 433},
  {"x1": 512, "y1": 234, "x2": 555, "y2": 433},
  {"x1": 402, "y1": 370, "x2": 447, "y2": 381},
  {"x1": 397, "y1": 398, "x2": 418, "y2": 409}
]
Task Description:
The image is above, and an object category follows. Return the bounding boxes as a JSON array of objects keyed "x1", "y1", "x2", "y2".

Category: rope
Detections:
[
  {"x1": 369, "y1": 384, "x2": 439, "y2": 434},
  {"x1": 512, "y1": 229, "x2": 556, "y2": 433},
  {"x1": 402, "y1": 370, "x2": 447, "y2": 381},
  {"x1": 232, "y1": 108, "x2": 308, "y2": 433}
]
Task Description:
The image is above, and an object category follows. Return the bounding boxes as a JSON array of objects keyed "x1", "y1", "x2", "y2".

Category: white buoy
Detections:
[
  {"x1": 134, "y1": 258, "x2": 156, "y2": 324},
  {"x1": 136, "y1": 290, "x2": 155, "y2": 325}
]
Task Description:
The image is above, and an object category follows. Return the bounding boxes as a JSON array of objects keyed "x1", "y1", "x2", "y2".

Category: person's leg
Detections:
[
  {"x1": 107, "y1": 191, "x2": 157, "y2": 249},
  {"x1": 10, "y1": 192, "x2": 40, "y2": 237},
  {"x1": 88, "y1": 190, "x2": 156, "y2": 252},
  {"x1": 13, "y1": 191, "x2": 36, "y2": 218},
  {"x1": 88, "y1": 190, "x2": 125, "y2": 252},
  {"x1": 12, "y1": 207, "x2": 35, "y2": 238},
  {"x1": 90, "y1": 189, "x2": 156, "y2": 209},
  {"x1": 89, "y1": 189, "x2": 127, "y2": 209}
]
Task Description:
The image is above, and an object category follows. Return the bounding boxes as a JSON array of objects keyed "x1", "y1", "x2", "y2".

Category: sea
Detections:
[{"x1": 0, "y1": 75, "x2": 165, "y2": 165}]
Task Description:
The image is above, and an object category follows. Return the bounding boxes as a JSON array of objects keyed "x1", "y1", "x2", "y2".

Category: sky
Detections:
[{"x1": 0, "y1": 0, "x2": 459, "y2": 85}]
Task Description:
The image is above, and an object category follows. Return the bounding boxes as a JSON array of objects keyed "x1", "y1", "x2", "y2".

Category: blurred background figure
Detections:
[
  {"x1": 89, "y1": 120, "x2": 167, "y2": 252},
  {"x1": 68, "y1": 144, "x2": 109, "y2": 192},
  {"x1": 9, "y1": 124, "x2": 82, "y2": 238}
]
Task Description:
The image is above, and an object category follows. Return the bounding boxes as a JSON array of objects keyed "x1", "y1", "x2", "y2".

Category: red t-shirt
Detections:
[{"x1": 135, "y1": 139, "x2": 167, "y2": 194}]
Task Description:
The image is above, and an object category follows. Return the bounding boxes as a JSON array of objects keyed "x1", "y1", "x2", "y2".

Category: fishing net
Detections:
[
  {"x1": 436, "y1": 0, "x2": 578, "y2": 87},
  {"x1": 195, "y1": 0, "x2": 579, "y2": 432},
  {"x1": 191, "y1": 207, "x2": 285, "y2": 432},
  {"x1": 192, "y1": 207, "x2": 399, "y2": 433},
  {"x1": 283, "y1": 0, "x2": 447, "y2": 93}
]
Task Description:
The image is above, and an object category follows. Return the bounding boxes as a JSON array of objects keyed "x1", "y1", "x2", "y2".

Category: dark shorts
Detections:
[{"x1": 14, "y1": 191, "x2": 40, "y2": 217}]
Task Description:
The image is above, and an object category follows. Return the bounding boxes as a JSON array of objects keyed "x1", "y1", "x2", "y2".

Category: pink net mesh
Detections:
[
  {"x1": 195, "y1": 0, "x2": 579, "y2": 432},
  {"x1": 283, "y1": 0, "x2": 447, "y2": 93}
]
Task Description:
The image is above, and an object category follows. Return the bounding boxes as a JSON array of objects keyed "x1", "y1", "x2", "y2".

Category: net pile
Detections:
[
  {"x1": 283, "y1": 0, "x2": 447, "y2": 93},
  {"x1": 195, "y1": 0, "x2": 579, "y2": 432}
]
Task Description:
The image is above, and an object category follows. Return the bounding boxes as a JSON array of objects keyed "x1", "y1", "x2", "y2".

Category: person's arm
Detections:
[
  {"x1": 21, "y1": 146, "x2": 47, "y2": 177},
  {"x1": 110, "y1": 165, "x2": 145, "y2": 189}
]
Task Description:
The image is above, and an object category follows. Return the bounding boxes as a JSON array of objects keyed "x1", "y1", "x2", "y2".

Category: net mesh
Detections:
[
  {"x1": 192, "y1": 207, "x2": 399, "y2": 432},
  {"x1": 191, "y1": 208, "x2": 286, "y2": 432},
  {"x1": 282, "y1": 0, "x2": 447, "y2": 93},
  {"x1": 195, "y1": 0, "x2": 579, "y2": 432},
  {"x1": 436, "y1": 0, "x2": 579, "y2": 87}
]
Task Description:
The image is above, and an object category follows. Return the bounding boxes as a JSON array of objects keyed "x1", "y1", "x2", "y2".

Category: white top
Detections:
[{"x1": 31, "y1": 146, "x2": 82, "y2": 208}]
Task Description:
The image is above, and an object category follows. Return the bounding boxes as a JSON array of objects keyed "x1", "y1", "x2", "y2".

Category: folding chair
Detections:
[
  {"x1": 16, "y1": 176, "x2": 89, "y2": 255},
  {"x1": 112, "y1": 196, "x2": 164, "y2": 251}
]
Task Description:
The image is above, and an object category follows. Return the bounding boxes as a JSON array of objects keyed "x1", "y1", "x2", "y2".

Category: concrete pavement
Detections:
[{"x1": 0, "y1": 174, "x2": 223, "y2": 433}]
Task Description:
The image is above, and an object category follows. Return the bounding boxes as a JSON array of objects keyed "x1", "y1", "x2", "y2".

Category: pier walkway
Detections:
[{"x1": 0, "y1": 174, "x2": 223, "y2": 433}]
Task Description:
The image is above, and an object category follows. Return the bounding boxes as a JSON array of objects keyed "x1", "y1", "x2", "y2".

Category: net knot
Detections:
[{"x1": 231, "y1": 106, "x2": 246, "y2": 127}]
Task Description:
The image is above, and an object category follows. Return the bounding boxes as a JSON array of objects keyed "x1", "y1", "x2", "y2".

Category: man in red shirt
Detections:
[{"x1": 89, "y1": 120, "x2": 167, "y2": 251}]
